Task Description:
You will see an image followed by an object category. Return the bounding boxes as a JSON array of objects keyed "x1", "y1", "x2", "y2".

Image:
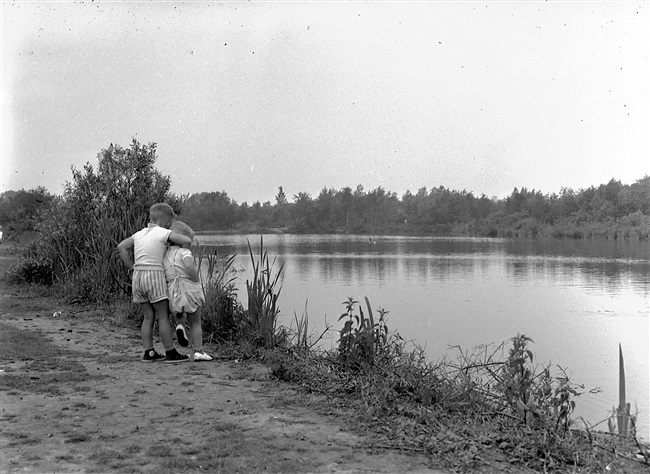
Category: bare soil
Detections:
[{"x1": 0, "y1": 246, "x2": 445, "y2": 474}]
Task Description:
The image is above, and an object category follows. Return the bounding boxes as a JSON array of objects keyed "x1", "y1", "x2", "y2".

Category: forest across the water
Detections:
[{"x1": 1, "y1": 175, "x2": 648, "y2": 240}]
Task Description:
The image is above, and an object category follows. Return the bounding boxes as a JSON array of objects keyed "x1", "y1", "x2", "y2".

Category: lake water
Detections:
[{"x1": 197, "y1": 233, "x2": 650, "y2": 439}]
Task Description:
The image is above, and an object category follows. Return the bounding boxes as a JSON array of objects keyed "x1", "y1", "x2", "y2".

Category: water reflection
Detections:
[{"x1": 202, "y1": 235, "x2": 649, "y2": 296}]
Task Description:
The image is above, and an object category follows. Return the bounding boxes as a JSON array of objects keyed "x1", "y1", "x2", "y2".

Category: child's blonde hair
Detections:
[
  {"x1": 149, "y1": 203, "x2": 176, "y2": 224},
  {"x1": 169, "y1": 220, "x2": 195, "y2": 241}
]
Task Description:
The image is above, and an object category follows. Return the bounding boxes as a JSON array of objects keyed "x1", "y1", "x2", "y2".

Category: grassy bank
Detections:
[{"x1": 263, "y1": 301, "x2": 649, "y2": 472}]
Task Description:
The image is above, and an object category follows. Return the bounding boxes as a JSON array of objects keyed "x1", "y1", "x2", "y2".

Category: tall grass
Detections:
[
  {"x1": 194, "y1": 244, "x2": 243, "y2": 343},
  {"x1": 292, "y1": 299, "x2": 309, "y2": 350},
  {"x1": 245, "y1": 236, "x2": 285, "y2": 347}
]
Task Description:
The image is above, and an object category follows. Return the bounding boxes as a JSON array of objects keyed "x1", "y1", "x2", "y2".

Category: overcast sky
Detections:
[{"x1": 2, "y1": 1, "x2": 648, "y2": 204}]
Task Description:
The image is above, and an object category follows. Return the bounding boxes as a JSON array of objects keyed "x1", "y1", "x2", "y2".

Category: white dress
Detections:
[{"x1": 163, "y1": 246, "x2": 205, "y2": 314}]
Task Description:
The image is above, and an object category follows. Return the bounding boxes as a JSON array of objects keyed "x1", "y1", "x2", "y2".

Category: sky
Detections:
[{"x1": 1, "y1": 1, "x2": 648, "y2": 205}]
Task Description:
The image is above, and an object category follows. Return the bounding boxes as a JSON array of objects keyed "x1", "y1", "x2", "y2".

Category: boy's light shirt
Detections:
[{"x1": 132, "y1": 223, "x2": 172, "y2": 271}]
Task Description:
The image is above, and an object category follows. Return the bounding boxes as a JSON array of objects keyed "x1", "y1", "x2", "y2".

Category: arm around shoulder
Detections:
[{"x1": 169, "y1": 231, "x2": 192, "y2": 247}]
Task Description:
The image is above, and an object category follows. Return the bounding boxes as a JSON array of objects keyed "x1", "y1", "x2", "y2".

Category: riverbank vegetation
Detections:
[{"x1": 1, "y1": 139, "x2": 648, "y2": 472}]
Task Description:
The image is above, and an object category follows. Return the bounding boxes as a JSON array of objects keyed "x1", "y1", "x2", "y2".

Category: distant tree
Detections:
[
  {"x1": 181, "y1": 191, "x2": 238, "y2": 230},
  {"x1": 291, "y1": 192, "x2": 316, "y2": 233},
  {"x1": 316, "y1": 187, "x2": 336, "y2": 231},
  {"x1": 273, "y1": 187, "x2": 290, "y2": 227},
  {"x1": 275, "y1": 186, "x2": 288, "y2": 205},
  {"x1": 329, "y1": 187, "x2": 354, "y2": 231}
]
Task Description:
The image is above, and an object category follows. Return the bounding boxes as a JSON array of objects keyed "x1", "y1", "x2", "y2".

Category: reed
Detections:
[
  {"x1": 292, "y1": 299, "x2": 309, "y2": 350},
  {"x1": 608, "y1": 343, "x2": 637, "y2": 437},
  {"x1": 194, "y1": 245, "x2": 241, "y2": 343},
  {"x1": 245, "y1": 236, "x2": 285, "y2": 347},
  {"x1": 194, "y1": 245, "x2": 237, "y2": 293}
]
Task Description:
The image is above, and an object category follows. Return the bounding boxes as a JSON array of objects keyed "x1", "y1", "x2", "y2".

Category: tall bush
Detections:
[{"x1": 11, "y1": 139, "x2": 175, "y2": 303}]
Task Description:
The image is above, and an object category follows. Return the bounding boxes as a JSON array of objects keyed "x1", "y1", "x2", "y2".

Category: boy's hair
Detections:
[
  {"x1": 169, "y1": 220, "x2": 195, "y2": 241},
  {"x1": 149, "y1": 203, "x2": 176, "y2": 223}
]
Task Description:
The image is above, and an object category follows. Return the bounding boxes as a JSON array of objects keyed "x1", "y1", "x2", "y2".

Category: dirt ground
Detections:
[{"x1": 0, "y1": 247, "x2": 445, "y2": 473}]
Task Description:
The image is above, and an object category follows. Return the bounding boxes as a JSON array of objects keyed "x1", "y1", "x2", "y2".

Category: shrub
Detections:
[
  {"x1": 7, "y1": 255, "x2": 53, "y2": 285},
  {"x1": 15, "y1": 139, "x2": 176, "y2": 303}
]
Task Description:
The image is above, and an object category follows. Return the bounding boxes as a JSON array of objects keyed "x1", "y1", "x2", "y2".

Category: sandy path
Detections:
[{"x1": 0, "y1": 288, "x2": 443, "y2": 474}]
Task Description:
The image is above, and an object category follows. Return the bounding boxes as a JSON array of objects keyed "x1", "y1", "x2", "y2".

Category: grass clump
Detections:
[{"x1": 195, "y1": 246, "x2": 245, "y2": 344}]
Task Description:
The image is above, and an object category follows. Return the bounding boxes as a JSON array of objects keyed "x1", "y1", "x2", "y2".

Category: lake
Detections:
[{"x1": 197, "y1": 233, "x2": 650, "y2": 439}]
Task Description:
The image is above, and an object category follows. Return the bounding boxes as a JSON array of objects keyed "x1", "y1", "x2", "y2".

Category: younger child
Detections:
[
  {"x1": 163, "y1": 220, "x2": 213, "y2": 362},
  {"x1": 117, "y1": 203, "x2": 191, "y2": 363}
]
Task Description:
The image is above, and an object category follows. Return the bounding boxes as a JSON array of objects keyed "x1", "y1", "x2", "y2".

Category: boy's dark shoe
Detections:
[
  {"x1": 176, "y1": 324, "x2": 189, "y2": 347},
  {"x1": 142, "y1": 348, "x2": 165, "y2": 362},
  {"x1": 164, "y1": 348, "x2": 189, "y2": 363}
]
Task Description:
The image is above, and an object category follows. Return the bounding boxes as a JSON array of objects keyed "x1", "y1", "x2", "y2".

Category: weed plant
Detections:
[
  {"x1": 337, "y1": 297, "x2": 390, "y2": 370},
  {"x1": 267, "y1": 298, "x2": 649, "y2": 472}
]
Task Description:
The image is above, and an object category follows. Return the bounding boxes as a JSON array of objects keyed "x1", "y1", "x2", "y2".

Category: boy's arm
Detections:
[
  {"x1": 181, "y1": 254, "x2": 200, "y2": 282},
  {"x1": 117, "y1": 237, "x2": 134, "y2": 269},
  {"x1": 168, "y1": 231, "x2": 192, "y2": 247}
]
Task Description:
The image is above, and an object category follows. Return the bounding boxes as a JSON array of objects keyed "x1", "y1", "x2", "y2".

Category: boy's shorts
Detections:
[{"x1": 132, "y1": 269, "x2": 168, "y2": 304}]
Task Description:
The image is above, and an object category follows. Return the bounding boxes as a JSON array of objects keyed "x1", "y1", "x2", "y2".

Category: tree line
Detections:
[
  {"x1": 176, "y1": 178, "x2": 649, "y2": 239},
  {"x1": 1, "y1": 142, "x2": 648, "y2": 241}
]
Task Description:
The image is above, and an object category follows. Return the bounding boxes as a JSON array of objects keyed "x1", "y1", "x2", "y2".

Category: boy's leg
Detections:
[
  {"x1": 153, "y1": 300, "x2": 189, "y2": 363},
  {"x1": 141, "y1": 302, "x2": 156, "y2": 350},
  {"x1": 141, "y1": 302, "x2": 164, "y2": 362},
  {"x1": 153, "y1": 300, "x2": 175, "y2": 350}
]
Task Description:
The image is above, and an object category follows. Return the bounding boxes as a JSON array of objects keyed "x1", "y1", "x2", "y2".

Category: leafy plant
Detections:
[
  {"x1": 337, "y1": 296, "x2": 389, "y2": 369},
  {"x1": 496, "y1": 334, "x2": 537, "y2": 423},
  {"x1": 494, "y1": 334, "x2": 581, "y2": 431}
]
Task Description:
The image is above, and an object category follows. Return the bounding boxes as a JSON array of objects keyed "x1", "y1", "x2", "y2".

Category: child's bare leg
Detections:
[
  {"x1": 153, "y1": 300, "x2": 175, "y2": 351},
  {"x1": 187, "y1": 308, "x2": 203, "y2": 351},
  {"x1": 140, "y1": 302, "x2": 156, "y2": 350},
  {"x1": 188, "y1": 308, "x2": 212, "y2": 361}
]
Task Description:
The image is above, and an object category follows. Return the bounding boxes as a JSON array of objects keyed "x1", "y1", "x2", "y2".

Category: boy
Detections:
[{"x1": 117, "y1": 203, "x2": 191, "y2": 363}]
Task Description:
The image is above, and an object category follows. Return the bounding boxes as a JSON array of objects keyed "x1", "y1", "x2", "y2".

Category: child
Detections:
[
  {"x1": 117, "y1": 203, "x2": 191, "y2": 363},
  {"x1": 163, "y1": 220, "x2": 213, "y2": 362}
]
